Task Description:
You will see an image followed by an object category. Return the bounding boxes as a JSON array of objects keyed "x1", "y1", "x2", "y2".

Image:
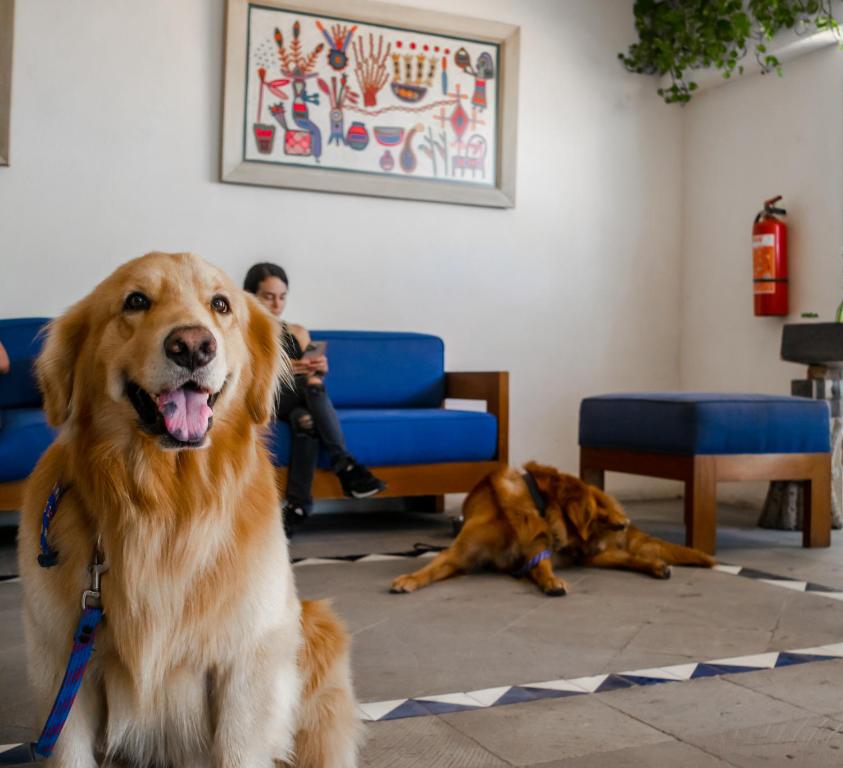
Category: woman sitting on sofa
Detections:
[{"x1": 244, "y1": 262, "x2": 386, "y2": 531}]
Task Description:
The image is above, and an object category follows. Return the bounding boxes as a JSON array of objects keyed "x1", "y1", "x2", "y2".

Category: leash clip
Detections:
[{"x1": 81, "y1": 541, "x2": 108, "y2": 611}]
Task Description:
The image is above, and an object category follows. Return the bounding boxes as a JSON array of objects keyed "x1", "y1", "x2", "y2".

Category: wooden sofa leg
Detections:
[
  {"x1": 415, "y1": 495, "x2": 446, "y2": 513},
  {"x1": 803, "y1": 455, "x2": 832, "y2": 548},
  {"x1": 579, "y1": 453, "x2": 605, "y2": 490},
  {"x1": 684, "y1": 456, "x2": 717, "y2": 555}
]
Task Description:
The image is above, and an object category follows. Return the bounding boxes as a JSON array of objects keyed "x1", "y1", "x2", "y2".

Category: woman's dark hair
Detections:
[{"x1": 243, "y1": 262, "x2": 289, "y2": 294}]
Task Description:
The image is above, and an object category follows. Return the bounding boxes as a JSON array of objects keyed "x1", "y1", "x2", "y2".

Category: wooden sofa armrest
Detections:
[{"x1": 445, "y1": 371, "x2": 509, "y2": 463}]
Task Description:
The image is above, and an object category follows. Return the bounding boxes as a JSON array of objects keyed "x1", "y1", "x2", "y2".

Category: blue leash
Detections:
[
  {"x1": 32, "y1": 604, "x2": 104, "y2": 758},
  {"x1": 0, "y1": 484, "x2": 107, "y2": 764}
]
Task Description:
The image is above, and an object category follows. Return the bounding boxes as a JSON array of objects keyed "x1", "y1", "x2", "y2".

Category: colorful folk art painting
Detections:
[{"x1": 244, "y1": 4, "x2": 499, "y2": 186}]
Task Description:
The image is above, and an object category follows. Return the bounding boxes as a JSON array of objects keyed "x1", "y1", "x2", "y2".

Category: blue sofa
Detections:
[
  {"x1": 0, "y1": 318, "x2": 55, "y2": 511},
  {"x1": 0, "y1": 320, "x2": 509, "y2": 510}
]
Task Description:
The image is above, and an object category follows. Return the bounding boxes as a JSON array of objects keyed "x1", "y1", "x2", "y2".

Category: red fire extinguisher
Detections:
[{"x1": 752, "y1": 195, "x2": 788, "y2": 316}]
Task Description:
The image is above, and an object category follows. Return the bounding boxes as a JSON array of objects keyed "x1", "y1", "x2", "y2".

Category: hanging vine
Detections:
[{"x1": 619, "y1": 0, "x2": 841, "y2": 104}]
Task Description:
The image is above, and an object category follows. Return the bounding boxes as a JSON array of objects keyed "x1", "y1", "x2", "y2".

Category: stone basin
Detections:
[{"x1": 782, "y1": 322, "x2": 843, "y2": 368}]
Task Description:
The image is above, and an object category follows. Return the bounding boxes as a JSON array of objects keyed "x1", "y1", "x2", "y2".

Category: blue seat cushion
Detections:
[
  {"x1": 0, "y1": 408, "x2": 57, "y2": 483},
  {"x1": 269, "y1": 408, "x2": 497, "y2": 468},
  {"x1": 0, "y1": 318, "x2": 50, "y2": 409},
  {"x1": 579, "y1": 393, "x2": 830, "y2": 455},
  {"x1": 308, "y1": 331, "x2": 444, "y2": 408}
]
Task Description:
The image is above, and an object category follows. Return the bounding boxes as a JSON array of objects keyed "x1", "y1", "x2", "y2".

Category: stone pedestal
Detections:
[{"x1": 759, "y1": 367, "x2": 843, "y2": 530}]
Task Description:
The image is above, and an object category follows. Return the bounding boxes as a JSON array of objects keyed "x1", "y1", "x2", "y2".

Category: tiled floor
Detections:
[{"x1": 2, "y1": 498, "x2": 843, "y2": 766}]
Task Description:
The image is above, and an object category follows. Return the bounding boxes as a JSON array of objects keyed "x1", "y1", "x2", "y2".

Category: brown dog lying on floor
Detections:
[{"x1": 391, "y1": 462, "x2": 715, "y2": 596}]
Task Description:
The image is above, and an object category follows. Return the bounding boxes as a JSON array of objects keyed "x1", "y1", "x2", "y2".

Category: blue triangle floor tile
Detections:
[
  {"x1": 417, "y1": 700, "x2": 480, "y2": 715},
  {"x1": 738, "y1": 567, "x2": 797, "y2": 581},
  {"x1": 595, "y1": 674, "x2": 637, "y2": 693},
  {"x1": 617, "y1": 674, "x2": 678, "y2": 687},
  {"x1": 380, "y1": 699, "x2": 435, "y2": 720},
  {"x1": 692, "y1": 663, "x2": 760, "y2": 678},
  {"x1": 493, "y1": 687, "x2": 540, "y2": 706},
  {"x1": 521, "y1": 687, "x2": 585, "y2": 701},
  {"x1": 0, "y1": 743, "x2": 38, "y2": 762},
  {"x1": 805, "y1": 583, "x2": 838, "y2": 593},
  {"x1": 775, "y1": 652, "x2": 837, "y2": 667}
]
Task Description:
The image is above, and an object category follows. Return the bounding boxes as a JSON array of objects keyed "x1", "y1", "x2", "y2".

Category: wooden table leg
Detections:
[
  {"x1": 684, "y1": 456, "x2": 717, "y2": 555},
  {"x1": 803, "y1": 454, "x2": 832, "y2": 548}
]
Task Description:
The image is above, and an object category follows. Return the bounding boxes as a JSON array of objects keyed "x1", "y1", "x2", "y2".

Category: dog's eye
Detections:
[
  {"x1": 211, "y1": 295, "x2": 230, "y2": 315},
  {"x1": 123, "y1": 292, "x2": 151, "y2": 312}
]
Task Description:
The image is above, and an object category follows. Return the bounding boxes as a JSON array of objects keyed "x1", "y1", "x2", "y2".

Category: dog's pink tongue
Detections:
[{"x1": 158, "y1": 388, "x2": 212, "y2": 442}]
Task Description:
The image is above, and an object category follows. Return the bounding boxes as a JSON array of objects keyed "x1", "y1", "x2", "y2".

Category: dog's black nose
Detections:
[{"x1": 164, "y1": 326, "x2": 217, "y2": 371}]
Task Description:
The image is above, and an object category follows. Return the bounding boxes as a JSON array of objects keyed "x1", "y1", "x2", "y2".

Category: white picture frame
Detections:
[
  {"x1": 221, "y1": 0, "x2": 519, "y2": 207},
  {"x1": 0, "y1": 0, "x2": 14, "y2": 167}
]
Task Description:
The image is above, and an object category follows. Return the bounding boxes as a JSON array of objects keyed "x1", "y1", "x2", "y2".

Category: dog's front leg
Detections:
[
  {"x1": 526, "y1": 556, "x2": 569, "y2": 596},
  {"x1": 212, "y1": 634, "x2": 301, "y2": 768},
  {"x1": 43, "y1": 683, "x2": 101, "y2": 768}
]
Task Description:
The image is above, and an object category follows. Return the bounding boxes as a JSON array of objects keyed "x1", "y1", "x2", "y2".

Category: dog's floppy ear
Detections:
[
  {"x1": 37, "y1": 299, "x2": 90, "y2": 427},
  {"x1": 244, "y1": 294, "x2": 287, "y2": 425},
  {"x1": 564, "y1": 496, "x2": 595, "y2": 542},
  {"x1": 594, "y1": 488, "x2": 629, "y2": 531},
  {"x1": 555, "y1": 476, "x2": 596, "y2": 542}
]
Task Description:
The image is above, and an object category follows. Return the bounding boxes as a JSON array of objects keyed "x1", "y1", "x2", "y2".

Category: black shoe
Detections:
[
  {"x1": 337, "y1": 461, "x2": 387, "y2": 499},
  {"x1": 282, "y1": 499, "x2": 309, "y2": 537}
]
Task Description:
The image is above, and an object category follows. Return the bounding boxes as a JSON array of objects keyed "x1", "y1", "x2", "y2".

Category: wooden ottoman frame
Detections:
[{"x1": 580, "y1": 447, "x2": 831, "y2": 554}]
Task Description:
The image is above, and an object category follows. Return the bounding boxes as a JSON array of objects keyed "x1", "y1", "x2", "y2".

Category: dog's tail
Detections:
[{"x1": 289, "y1": 600, "x2": 362, "y2": 768}]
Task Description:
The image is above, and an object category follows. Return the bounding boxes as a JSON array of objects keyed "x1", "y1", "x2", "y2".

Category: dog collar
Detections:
[
  {"x1": 522, "y1": 471, "x2": 547, "y2": 517},
  {"x1": 512, "y1": 548, "x2": 553, "y2": 578},
  {"x1": 37, "y1": 483, "x2": 67, "y2": 568}
]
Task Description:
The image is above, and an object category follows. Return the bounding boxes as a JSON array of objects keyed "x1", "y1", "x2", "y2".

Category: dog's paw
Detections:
[
  {"x1": 543, "y1": 579, "x2": 569, "y2": 597},
  {"x1": 391, "y1": 574, "x2": 420, "y2": 593},
  {"x1": 653, "y1": 563, "x2": 672, "y2": 579}
]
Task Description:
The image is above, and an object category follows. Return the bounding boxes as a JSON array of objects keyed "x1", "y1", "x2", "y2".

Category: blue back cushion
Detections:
[
  {"x1": 309, "y1": 331, "x2": 444, "y2": 408},
  {"x1": 0, "y1": 318, "x2": 50, "y2": 409}
]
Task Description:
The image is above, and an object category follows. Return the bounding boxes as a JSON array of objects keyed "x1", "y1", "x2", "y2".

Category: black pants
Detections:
[{"x1": 275, "y1": 375, "x2": 351, "y2": 511}]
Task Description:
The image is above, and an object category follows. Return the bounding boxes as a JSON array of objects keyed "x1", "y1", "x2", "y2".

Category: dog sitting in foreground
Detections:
[
  {"x1": 391, "y1": 462, "x2": 715, "y2": 596},
  {"x1": 18, "y1": 252, "x2": 359, "y2": 767}
]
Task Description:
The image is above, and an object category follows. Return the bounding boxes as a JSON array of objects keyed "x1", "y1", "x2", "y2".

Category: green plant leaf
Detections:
[{"x1": 619, "y1": 0, "x2": 842, "y2": 104}]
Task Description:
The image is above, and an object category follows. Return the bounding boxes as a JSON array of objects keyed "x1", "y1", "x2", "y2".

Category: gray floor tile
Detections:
[
  {"x1": 290, "y1": 508, "x2": 456, "y2": 560},
  {"x1": 360, "y1": 716, "x2": 509, "y2": 768},
  {"x1": 723, "y1": 661, "x2": 843, "y2": 716},
  {"x1": 296, "y1": 552, "x2": 843, "y2": 703},
  {"x1": 685, "y1": 714, "x2": 843, "y2": 768},
  {"x1": 531, "y1": 739, "x2": 734, "y2": 767},
  {"x1": 601, "y1": 677, "x2": 810, "y2": 740},
  {"x1": 3, "y1": 498, "x2": 843, "y2": 768},
  {"x1": 441, "y1": 696, "x2": 672, "y2": 766}
]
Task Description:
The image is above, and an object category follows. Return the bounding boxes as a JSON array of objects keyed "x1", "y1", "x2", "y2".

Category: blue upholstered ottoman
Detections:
[{"x1": 579, "y1": 393, "x2": 832, "y2": 553}]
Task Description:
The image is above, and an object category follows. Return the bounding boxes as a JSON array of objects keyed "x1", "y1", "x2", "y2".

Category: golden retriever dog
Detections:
[
  {"x1": 391, "y1": 461, "x2": 715, "y2": 597},
  {"x1": 17, "y1": 252, "x2": 359, "y2": 767}
]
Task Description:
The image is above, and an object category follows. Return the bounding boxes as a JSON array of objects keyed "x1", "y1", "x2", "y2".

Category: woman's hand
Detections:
[
  {"x1": 290, "y1": 359, "x2": 314, "y2": 376},
  {"x1": 309, "y1": 354, "x2": 328, "y2": 375},
  {"x1": 290, "y1": 355, "x2": 328, "y2": 376}
]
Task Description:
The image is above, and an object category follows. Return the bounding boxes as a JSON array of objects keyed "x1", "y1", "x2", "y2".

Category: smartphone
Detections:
[{"x1": 302, "y1": 340, "x2": 327, "y2": 359}]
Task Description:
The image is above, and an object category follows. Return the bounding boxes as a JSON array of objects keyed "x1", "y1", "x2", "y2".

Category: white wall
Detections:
[
  {"x1": 0, "y1": 1, "x2": 683, "y2": 495},
  {"x1": 680, "y1": 45, "x2": 843, "y2": 504}
]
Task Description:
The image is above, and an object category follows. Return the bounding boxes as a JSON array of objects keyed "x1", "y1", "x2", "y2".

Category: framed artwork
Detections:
[
  {"x1": 222, "y1": 0, "x2": 519, "y2": 207},
  {"x1": 0, "y1": 0, "x2": 13, "y2": 167}
]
